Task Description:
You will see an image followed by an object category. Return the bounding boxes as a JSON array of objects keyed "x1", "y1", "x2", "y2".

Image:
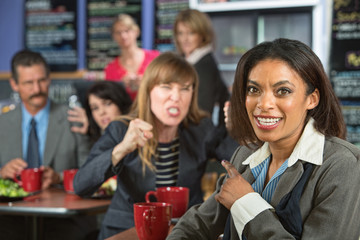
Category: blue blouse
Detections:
[{"x1": 251, "y1": 156, "x2": 289, "y2": 203}]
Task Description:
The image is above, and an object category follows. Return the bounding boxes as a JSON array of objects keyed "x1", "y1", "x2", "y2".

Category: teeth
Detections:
[
  {"x1": 168, "y1": 108, "x2": 178, "y2": 114},
  {"x1": 257, "y1": 117, "x2": 281, "y2": 126}
]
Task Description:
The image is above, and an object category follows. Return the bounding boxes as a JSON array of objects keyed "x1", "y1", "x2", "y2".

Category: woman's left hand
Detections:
[{"x1": 215, "y1": 160, "x2": 254, "y2": 209}]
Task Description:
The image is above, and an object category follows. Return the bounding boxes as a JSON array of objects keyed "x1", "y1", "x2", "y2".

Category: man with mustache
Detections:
[{"x1": 0, "y1": 50, "x2": 95, "y2": 240}]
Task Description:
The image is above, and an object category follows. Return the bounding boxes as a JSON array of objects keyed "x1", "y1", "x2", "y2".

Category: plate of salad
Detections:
[{"x1": 0, "y1": 178, "x2": 29, "y2": 202}]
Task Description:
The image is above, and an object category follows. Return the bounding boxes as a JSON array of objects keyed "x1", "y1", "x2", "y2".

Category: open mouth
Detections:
[{"x1": 168, "y1": 107, "x2": 179, "y2": 116}]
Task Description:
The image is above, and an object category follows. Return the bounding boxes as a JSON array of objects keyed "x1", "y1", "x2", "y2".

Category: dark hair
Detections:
[
  {"x1": 11, "y1": 49, "x2": 50, "y2": 82},
  {"x1": 84, "y1": 81, "x2": 132, "y2": 143},
  {"x1": 230, "y1": 38, "x2": 346, "y2": 146}
]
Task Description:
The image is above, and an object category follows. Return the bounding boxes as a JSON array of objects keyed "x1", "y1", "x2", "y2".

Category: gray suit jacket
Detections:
[
  {"x1": 0, "y1": 101, "x2": 95, "y2": 240},
  {"x1": 0, "y1": 101, "x2": 90, "y2": 171},
  {"x1": 167, "y1": 136, "x2": 360, "y2": 240}
]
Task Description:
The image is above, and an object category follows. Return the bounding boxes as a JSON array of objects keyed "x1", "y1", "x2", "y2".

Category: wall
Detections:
[
  {"x1": 0, "y1": 0, "x2": 154, "y2": 72},
  {"x1": 0, "y1": 0, "x2": 25, "y2": 72}
]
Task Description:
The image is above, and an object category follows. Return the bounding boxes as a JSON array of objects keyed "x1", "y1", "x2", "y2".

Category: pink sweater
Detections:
[{"x1": 105, "y1": 49, "x2": 160, "y2": 100}]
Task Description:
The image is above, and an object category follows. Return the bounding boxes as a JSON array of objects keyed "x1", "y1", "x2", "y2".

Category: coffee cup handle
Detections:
[
  {"x1": 13, "y1": 174, "x2": 22, "y2": 187},
  {"x1": 143, "y1": 209, "x2": 153, "y2": 235},
  {"x1": 145, "y1": 191, "x2": 157, "y2": 203}
]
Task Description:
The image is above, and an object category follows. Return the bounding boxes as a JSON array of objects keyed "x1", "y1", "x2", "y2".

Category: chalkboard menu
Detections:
[
  {"x1": 330, "y1": 0, "x2": 360, "y2": 96},
  {"x1": 86, "y1": 0, "x2": 142, "y2": 71},
  {"x1": 155, "y1": 0, "x2": 189, "y2": 52},
  {"x1": 25, "y1": 0, "x2": 78, "y2": 72},
  {"x1": 329, "y1": 0, "x2": 360, "y2": 145}
]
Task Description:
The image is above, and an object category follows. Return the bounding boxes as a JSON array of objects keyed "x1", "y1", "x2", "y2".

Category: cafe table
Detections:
[
  {"x1": 105, "y1": 225, "x2": 224, "y2": 240},
  {"x1": 0, "y1": 187, "x2": 111, "y2": 240},
  {"x1": 106, "y1": 225, "x2": 175, "y2": 240},
  {"x1": 106, "y1": 227, "x2": 139, "y2": 240}
]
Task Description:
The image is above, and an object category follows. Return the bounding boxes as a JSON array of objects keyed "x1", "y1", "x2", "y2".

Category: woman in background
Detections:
[
  {"x1": 68, "y1": 81, "x2": 132, "y2": 235},
  {"x1": 68, "y1": 81, "x2": 132, "y2": 144},
  {"x1": 74, "y1": 52, "x2": 238, "y2": 239},
  {"x1": 85, "y1": 81, "x2": 132, "y2": 144},
  {"x1": 105, "y1": 14, "x2": 159, "y2": 100},
  {"x1": 174, "y1": 9, "x2": 229, "y2": 126}
]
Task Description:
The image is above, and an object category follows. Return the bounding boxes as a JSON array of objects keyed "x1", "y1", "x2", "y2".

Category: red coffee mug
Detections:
[
  {"x1": 63, "y1": 169, "x2": 78, "y2": 193},
  {"x1": 145, "y1": 186, "x2": 189, "y2": 218},
  {"x1": 13, "y1": 168, "x2": 43, "y2": 192},
  {"x1": 134, "y1": 202, "x2": 172, "y2": 240}
]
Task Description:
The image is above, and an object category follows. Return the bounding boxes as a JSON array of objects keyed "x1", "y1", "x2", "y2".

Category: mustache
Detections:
[{"x1": 29, "y1": 92, "x2": 47, "y2": 99}]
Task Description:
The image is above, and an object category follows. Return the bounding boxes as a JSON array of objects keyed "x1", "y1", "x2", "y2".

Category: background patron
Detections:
[
  {"x1": 68, "y1": 81, "x2": 132, "y2": 145},
  {"x1": 105, "y1": 14, "x2": 160, "y2": 100},
  {"x1": 0, "y1": 49, "x2": 96, "y2": 240},
  {"x1": 174, "y1": 9, "x2": 230, "y2": 126}
]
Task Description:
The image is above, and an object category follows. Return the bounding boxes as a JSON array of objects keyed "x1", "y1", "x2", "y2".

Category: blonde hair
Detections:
[
  {"x1": 173, "y1": 9, "x2": 215, "y2": 54},
  {"x1": 116, "y1": 52, "x2": 207, "y2": 171},
  {"x1": 111, "y1": 14, "x2": 140, "y2": 35}
]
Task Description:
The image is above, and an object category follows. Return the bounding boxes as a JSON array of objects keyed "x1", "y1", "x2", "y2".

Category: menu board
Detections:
[
  {"x1": 330, "y1": 0, "x2": 360, "y2": 98},
  {"x1": 329, "y1": 0, "x2": 360, "y2": 145},
  {"x1": 155, "y1": 0, "x2": 189, "y2": 52},
  {"x1": 87, "y1": 0, "x2": 142, "y2": 71},
  {"x1": 25, "y1": 0, "x2": 77, "y2": 72}
]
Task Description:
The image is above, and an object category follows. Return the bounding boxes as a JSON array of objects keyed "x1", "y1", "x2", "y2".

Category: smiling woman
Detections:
[
  {"x1": 73, "y1": 52, "x2": 239, "y2": 240},
  {"x1": 167, "y1": 38, "x2": 360, "y2": 240},
  {"x1": 245, "y1": 59, "x2": 319, "y2": 145}
]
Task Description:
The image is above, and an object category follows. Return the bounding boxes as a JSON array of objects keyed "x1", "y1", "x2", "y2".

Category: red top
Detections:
[{"x1": 104, "y1": 49, "x2": 160, "y2": 100}]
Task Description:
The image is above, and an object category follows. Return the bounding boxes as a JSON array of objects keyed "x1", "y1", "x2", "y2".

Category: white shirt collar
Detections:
[
  {"x1": 243, "y1": 118, "x2": 325, "y2": 168},
  {"x1": 185, "y1": 44, "x2": 213, "y2": 64}
]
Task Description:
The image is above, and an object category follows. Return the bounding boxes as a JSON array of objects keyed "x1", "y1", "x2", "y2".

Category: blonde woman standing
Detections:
[{"x1": 105, "y1": 14, "x2": 159, "y2": 100}]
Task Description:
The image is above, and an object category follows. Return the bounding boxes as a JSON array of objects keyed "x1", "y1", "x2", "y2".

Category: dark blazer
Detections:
[
  {"x1": 74, "y1": 117, "x2": 238, "y2": 240},
  {"x1": 0, "y1": 101, "x2": 91, "y2": 170},
  {"x1": 167, "y1": 137, "x2": 360, "y2": 240},
  {"x1": 194, "y1": 53, "x2": 229, "y2": 126}
]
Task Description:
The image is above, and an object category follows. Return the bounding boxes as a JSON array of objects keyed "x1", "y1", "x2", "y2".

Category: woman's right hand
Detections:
[
  {"x1": 122, "y1": 73, "x2": 140, "y2": 91},
  {"x1": 111, "y1": 118, "x2": 153, "y2": 166},
  {"x1": 215, "y1": 160, "x2": 254, "y2": 210},
  {"x1": 67, "y1": 107, "x2": 89, "y2": 135}
]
